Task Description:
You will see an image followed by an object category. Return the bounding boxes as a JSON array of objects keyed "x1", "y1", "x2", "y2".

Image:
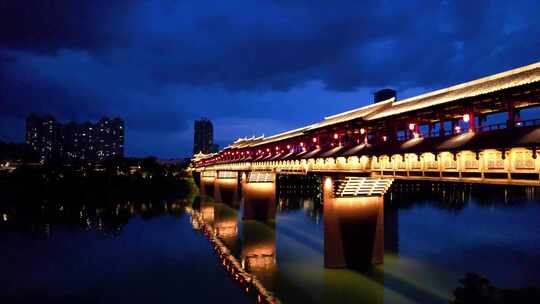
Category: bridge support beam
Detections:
[{"x1": 323, "y1": 176, "x2": 384, "y2": 269}]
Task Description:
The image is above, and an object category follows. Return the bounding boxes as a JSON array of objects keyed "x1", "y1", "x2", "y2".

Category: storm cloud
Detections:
[{"x1": 1, "y1": 0, "x2": 539, "y2": 157}]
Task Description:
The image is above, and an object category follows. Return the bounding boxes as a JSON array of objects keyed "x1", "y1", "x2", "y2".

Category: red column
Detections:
[
  {"x1": 468, "y1": 111, "x2": 475, "y2": 132},
  {"x1": 364, "y1": 129, "x2": 368, "y2": 145}
]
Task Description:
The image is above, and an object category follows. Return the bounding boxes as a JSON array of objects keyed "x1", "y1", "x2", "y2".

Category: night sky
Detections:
[{"x1": 1, "y1": 1, "x2": 539, "y2": 158}]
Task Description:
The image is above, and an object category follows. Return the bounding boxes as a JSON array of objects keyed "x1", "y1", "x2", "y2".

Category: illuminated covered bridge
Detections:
[{"x1": 193, "y1": 61, "x2": 540, "y2": 186}]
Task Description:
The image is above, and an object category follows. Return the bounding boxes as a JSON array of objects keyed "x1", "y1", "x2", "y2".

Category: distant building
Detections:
[
  {"x1": 193, "y1": 118, "x2": 218, "y2": 154},
  {"x1": 26, "y1": 114, "x2": 63, "y2": 162},
  {"x1": 26, "y1": 114, "x2": 124, "y2": 163}
]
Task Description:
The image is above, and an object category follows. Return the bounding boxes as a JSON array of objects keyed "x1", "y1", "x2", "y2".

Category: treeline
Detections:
[
  {"x1": 0, "y1": 141, "x2": 38, "y2": 162},
  {"x1": 0, "y1": 157, "x2": 193, "y2": 207}
]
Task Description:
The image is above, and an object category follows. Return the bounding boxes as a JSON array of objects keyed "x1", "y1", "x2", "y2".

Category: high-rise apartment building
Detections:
[
  {"x1": 26, "y1": 114, "x2": 124, "y2": 163},
  {"x1": 26, "y1": 114, "x2": 63, "y2": 162},
  {"x1": 193, "y1": 118, "x2": 218, "y2": 154}
]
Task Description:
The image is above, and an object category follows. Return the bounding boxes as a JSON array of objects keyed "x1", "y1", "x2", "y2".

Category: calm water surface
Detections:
[
  {"x1": 0, "y1": 201, "x2": 251, "y2": 304},
  {"x1": 2, "y1": 181, "x2": 540, "y2": 304}
]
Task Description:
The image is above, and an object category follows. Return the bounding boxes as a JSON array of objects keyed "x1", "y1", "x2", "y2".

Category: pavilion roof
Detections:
[
  {"x1": 367, "y1": 61, "x2": 540, "y2": 120},
  {"x1": 217, "y1": 60, "x2": 540, "y2": 153},
  {"x1": 305, "y1": 98, "x2": 393, "y2": 131},
  {"x1": 250, "y1": 125, "x2": 314, "y2": 147}
]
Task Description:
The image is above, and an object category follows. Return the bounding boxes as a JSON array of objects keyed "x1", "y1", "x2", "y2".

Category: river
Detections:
[{"x1": 1, "y1": 178, "x2": 540, "y2": 303}]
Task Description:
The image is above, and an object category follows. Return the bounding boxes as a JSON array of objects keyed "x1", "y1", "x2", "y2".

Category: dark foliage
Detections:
[
  {"x1": 0, "y1": 141, "x2": 38, "y2": 162},
  {"x1": 0, "y1": 158, "x2": 191, "y2": 205},
  {"x1": 454, "y1": 273, "x2": 540, "y2": 304}
]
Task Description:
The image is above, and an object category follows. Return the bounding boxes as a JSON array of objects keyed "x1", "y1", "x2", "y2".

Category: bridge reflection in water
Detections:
[
  {"x1": 241, "y1": 221, "x2": 277, "y2": 290},
  {"x1": 195, "y1": 174, "x2": 401, "y2": 303}
]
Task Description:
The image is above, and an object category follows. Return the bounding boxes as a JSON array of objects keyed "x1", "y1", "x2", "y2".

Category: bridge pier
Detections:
[
  {"x1": 242, "y1": 172, "x2": 277, "y2": 220},
  {"x1": 214, "y1": 171, "x2": 241, "y2": 207},
  {"x1": 200, "y1": 171, "x2": 216, "y2": 197},
  {"x1": 323, "y1": 176, "x2": 385, "y2": 269}
]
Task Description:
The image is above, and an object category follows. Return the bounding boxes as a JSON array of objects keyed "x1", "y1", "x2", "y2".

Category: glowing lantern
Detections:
[
  {"x1": 266, "y1": 148, "x2": 270, "y2": 152},
  {"x1": 286, "y1": 145, "x2": 290, "y2": 149},
  {"x1": 382, "y1": 135, "x2": 387, "y2": 142},
  {"x1": 312, "y1": 137, "x2": 317, "y2": 143},
  {"x1": 463, "y1": 113, "x2": 470, "y2": 123},
  {"x1": 455, "y1": 126, "x2": 461, "y2": 133},
  {"x1": 300, "y1": 142, "x2": 304, "y2": 147},
  {"x1": 360, "y1": 128, "x2": 366, "y2": 135},
  {"x1": 333, "y1": 133, "x2": 339, "y2": 139},
  {"x1": 408, "y1": 123, "x2": 415, "y2": 131}
]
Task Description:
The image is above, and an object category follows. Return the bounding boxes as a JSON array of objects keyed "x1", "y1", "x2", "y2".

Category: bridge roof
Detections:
[
  {"x1": 367, "y1": 61, "x2": 540, "y2": 120},
  {"x1": 219, "y1": 60, "x2": 540, "y2": 152},
  {"x1": 227, "y1": 135, "x2": 265, "y2": 148},
  {"x1": 250, "y1": 125, "x2": 314, "y2": 147},
  {"x1": 305, "y1": 97, "x2": 393, "y2": 131}
]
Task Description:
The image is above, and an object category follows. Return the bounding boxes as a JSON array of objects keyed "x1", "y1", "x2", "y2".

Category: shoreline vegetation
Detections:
[
  {"x1": 0, "y1": 157, "x2": 195, "y2": 237},
  {"x1": 453, "y1": 273, "x2": 540, "y2": 304},
  {"x1": 0, "y1": 157, "x2": 192, "y2": 204}
]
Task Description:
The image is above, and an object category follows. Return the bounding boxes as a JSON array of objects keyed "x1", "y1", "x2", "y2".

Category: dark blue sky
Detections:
[{"x1": 1, "y1": 0, "x2": 539, "y2": 158}]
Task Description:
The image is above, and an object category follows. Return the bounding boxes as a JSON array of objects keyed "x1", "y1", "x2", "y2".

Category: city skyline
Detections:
[
  {"x1": 1, "y1": 1, "x2": 539, "y2": 158},
  {"x1": 26, "y1": 114, "x2": 124, "y2": 163}
]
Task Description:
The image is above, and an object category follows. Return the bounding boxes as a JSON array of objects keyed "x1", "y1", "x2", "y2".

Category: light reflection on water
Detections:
[
  {"x1": 199, "y1": 177, "x2": 540, "y2": 304},
  {"x1": 2, "y1": 177, "x2": 540, "y2": 303},
  {"x1": 0, "y1": 198, "x2": 252, "y2": 304}
]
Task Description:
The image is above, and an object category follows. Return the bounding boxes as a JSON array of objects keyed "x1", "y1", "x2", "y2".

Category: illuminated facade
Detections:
[
  {"x1": 26, "y1": 115, "x2": 124, "y2": 163},
  {"x1": 26, "y1": 114, "x2": 63, "y2": 162}
]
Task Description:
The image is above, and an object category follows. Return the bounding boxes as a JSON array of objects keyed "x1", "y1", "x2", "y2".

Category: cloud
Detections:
[{"x1": 0, "y1": 0, "x2": 539, "y2": 157}]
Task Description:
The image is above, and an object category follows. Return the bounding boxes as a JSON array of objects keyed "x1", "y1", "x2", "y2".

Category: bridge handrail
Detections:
[
  {"x1": 476, "y1": 123, "x2": 507, "y2": 133},
  {"x1": 516, "y1": 118, "x2": 540, "y2": 128}
]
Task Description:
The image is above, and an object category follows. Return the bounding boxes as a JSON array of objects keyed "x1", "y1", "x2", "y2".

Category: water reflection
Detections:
[
  {"x1": 190, "y1": 201, "x2": 280, "y2": 303},
  {"x1": 0, "y1": 199, "x2": 188, "y2": 238},
  {"x1": 196, "y1": 175, "x2": 540, "y2": 304},
  {"x1": 241, "y1": 221, "x2": 277, "y2": 290}
]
